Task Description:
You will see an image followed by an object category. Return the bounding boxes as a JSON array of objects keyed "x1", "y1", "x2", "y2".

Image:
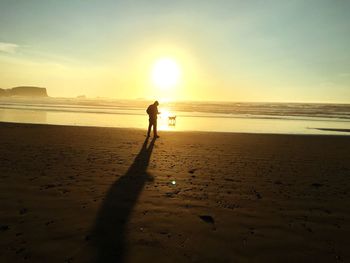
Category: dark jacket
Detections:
[{"x1": 147, "y1": 104, "x2": 159, "y2": 121}]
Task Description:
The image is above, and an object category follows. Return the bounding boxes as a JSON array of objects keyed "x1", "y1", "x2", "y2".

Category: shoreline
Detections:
[{"x1": 0, "y1": 121, "x2": 349, "y2": 137}]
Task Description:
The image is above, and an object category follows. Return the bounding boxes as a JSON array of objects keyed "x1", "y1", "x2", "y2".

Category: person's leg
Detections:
[
  {"x1": 153, "y1": 120, "x2": 158, "y2": 137},
  {"x1": 147, "y1": 121, "x2": 152, "y2": 137}
]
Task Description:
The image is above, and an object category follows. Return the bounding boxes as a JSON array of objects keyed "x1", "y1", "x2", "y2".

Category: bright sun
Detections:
[{"x1": 151, "y1": 58, "x2": 181, "y2": 89}]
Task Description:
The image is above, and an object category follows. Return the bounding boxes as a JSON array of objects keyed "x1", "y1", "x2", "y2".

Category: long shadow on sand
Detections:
[{"x1": 91, "y1": 137, "x2": 156, "y2": 262}]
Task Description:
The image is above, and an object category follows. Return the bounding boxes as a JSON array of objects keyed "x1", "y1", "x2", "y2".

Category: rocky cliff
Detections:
[{"x1": 0, "y1": 86, "x2": 48, "y2": 97}]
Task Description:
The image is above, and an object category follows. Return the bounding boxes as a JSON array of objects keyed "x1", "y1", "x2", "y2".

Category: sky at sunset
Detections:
[{"x1": 0, "y1": 0, "x2": 349, "y2": 102}]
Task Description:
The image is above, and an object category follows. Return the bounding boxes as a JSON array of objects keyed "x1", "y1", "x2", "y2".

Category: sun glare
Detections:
[
  {"x1": 159, "y1": 108, "x2": 171, "y2": 119},
  {"x1": 151, "y1": 58, "x2": 181, "y2": 89}
]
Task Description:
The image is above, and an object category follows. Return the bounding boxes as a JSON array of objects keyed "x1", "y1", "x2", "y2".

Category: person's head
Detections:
[{"x1": 154, "y1": 101, "x2": 159, "y2": 106}]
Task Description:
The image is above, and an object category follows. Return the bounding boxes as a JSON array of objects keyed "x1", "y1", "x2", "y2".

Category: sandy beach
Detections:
[{"x1": 0, "y1": 122, "x2": 349, "y2": 262}]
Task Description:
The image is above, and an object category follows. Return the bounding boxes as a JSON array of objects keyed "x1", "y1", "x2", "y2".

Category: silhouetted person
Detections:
[{"x1": 146, "y1": 101, "x2": 160, "y2": 138}]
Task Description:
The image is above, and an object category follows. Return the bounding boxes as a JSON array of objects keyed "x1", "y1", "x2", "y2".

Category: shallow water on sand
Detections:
[{"x1": 0, "y1": 98, "x2": 349, "y2": 135}]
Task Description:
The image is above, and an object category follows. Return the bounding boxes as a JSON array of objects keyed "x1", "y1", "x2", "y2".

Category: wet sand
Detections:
[
  {"x1": 314, "y1": 128, "x2": 350, "y2": 133},
  {"x1": 0, "y1": 122, "x2": 349, "y2": 262}
]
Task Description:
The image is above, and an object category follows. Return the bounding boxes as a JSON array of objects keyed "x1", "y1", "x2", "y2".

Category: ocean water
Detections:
[{"x1": 0, "y1": 97, "x2": 349, "y2": 135}]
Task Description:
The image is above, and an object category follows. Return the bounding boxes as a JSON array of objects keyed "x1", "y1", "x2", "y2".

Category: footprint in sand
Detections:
[
  {"x1": 199, "y1": 215, "x2": 215, "y2": 224},
  {"x1": 252, "y1": 189, "x2": 262, "y2": 199},
  {"x1": 19, "y1": 208, "x2": 28, "y2": 215},
  {"x1": 199, "y1": 215, "x2": 216, "y2": 230},
  {"x1": 0, "y1": 225, "x2": 9, "y2": 232},
  {"x1": 45, "y1": 220, "x2": 54, "y2": 226},
  {"x1": 188, "y1": 168, "x2": 198, "y2": 174},
  {"x1": 311, "y1": 183, "x2": 324, "y2": 188}
]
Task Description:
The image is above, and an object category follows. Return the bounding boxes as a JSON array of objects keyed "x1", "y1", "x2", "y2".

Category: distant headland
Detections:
[{"x1": 0, "y1": 86, "x2": 48, "y2": 97}]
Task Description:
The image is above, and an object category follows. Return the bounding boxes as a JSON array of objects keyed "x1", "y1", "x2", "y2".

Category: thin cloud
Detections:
[
  {"x1": 0, "y1": 42, "x2": 19, "y2": 53},
  {"x1": 338, "y1": 72, "x2": 350, "y2": 77}
]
